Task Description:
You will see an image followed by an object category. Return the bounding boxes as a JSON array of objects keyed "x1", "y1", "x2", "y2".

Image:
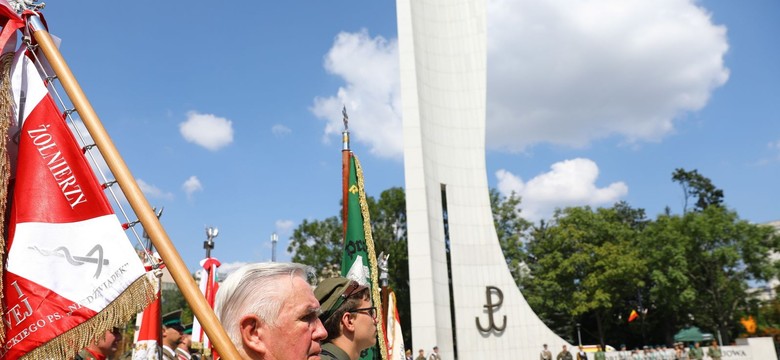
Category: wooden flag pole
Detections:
[{"x1": 27, "y1": 15, "x2": 242, "y2": 360}]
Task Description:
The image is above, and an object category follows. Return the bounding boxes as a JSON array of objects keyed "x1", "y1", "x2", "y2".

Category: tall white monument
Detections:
[{"x1": 397, "y1": 0, "x2": 571, "y2": 358}]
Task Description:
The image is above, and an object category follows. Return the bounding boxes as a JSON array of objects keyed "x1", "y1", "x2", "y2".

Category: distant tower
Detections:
[{"x1": 397, "y1": 0, "x2": 571, "y2": 358}]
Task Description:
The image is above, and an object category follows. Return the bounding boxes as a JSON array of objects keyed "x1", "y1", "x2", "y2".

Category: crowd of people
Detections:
[
  {"x1": 71, "y1": 261, "x2": 727, "y2": 360},
  {"x1": 541, "y1": 341, "x2": 723, "y2": 360}
]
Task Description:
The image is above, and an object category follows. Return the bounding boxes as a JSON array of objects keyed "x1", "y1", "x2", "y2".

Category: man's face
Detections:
[
  {"x1": 163, "y1": 326, "x2": 183, "y2": 348},
  {"x1": 262, "y1": 275, "x2": 327, "y2": 360},
  {"x1": 95, "y1": 329, "x2": 122, "y2": 357},
  {"x1": 178, "y1": 334, "x2": 192, "y2": 350},
  {"x1": 350, "y1": 298, "x2": 377, "y2": 350}
]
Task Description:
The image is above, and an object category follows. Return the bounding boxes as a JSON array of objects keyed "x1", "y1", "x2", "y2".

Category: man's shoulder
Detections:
[
  {"x1": 321, "y1": 342, "x2": 350, "y2": 360},
  {"x1": 162, "y1": 346, "x2": 177, "y2": 360}
]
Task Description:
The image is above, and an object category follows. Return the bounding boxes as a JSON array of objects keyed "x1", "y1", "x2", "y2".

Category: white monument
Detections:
[
  {"x1": 397, "y1": 1, "x2": 780, "y2": 359},
  {"x1": 397, "y1": 0, "x2": 571, "y2": 358}
]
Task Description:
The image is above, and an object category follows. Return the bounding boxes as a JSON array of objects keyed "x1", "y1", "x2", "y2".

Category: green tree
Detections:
[
  {"x1": 676, "y1": 206, "x2": 778, "y2": 344},
  {"x1": 490, "y1": 189, "x2": 533, "y2": 286},
  {"x1": 522, "y1": 204, "x2": 647, "y2": 346},
  {"x1": 639, "y1": 213, "x2": 697, "y2": 344},
  {"x1": 672, "y1": 168, "x2": 724, "y2": 212},
  {"x1": 287, "y1": 216, "x2": 343, "y2": 277}
]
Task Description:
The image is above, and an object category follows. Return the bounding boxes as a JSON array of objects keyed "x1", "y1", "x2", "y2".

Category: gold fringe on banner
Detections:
[
  {"x1": 354, "y1": 155, "x2": 389, "y2": 360},
  {"x1": 0, "y1": 51, "x2": 17, "y2": 341},
  {"x1": 22, "y1": 272, "x2": 158, "y2": 360}
]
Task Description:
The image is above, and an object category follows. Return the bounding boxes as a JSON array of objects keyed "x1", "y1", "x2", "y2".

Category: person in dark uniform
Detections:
[
  {"x1": 74, "y1": 327, "x2": 123, "y2": 360},
  {"x1": 162, "y1": 310, "x2": 185, "y2": 360},
  {"x1": 314, "y1": 277, "x2": 377, "y2": 360}
]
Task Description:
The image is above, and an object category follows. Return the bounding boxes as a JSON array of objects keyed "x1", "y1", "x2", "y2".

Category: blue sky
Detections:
[{"x1": 39, "y1": 0, "x2": 779, "y2": 274}]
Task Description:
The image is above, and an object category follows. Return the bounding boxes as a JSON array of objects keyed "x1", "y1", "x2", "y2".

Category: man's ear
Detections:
[
  {"x1": 341, "y1": 311, "x2": 357, "y2": 333},
  {"x1": 239, "y1": 314, "x2": 267, "y2": 355}
]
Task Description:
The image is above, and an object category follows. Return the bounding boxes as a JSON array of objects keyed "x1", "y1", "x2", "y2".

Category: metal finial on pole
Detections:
[
  {"x1": 271, "y1": 233, "x2": 278, "y2": 262},
  {"x1": 204, "y1": 226, "x2": 219, "y2": 259},
  {"x1": 342, "y1": 106, "x2": 349, "y2": 131},
  {"x1": 142, "y1": 207, "x2": 164, "y2": 243},
  {"x1": 8, "y1": 0, "x2": 45, "y2": 13},
  {"x1": 378, "y1": 252, "x2": 390, "y2": 288},
  {"x1": 342, "y1": 106, "x2": 350, "y2": 151}
]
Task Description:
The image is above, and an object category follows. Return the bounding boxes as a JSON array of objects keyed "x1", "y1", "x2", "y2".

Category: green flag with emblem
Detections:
[{"x1": 341, "y1": 150, "x2": 387, "y2": 360}]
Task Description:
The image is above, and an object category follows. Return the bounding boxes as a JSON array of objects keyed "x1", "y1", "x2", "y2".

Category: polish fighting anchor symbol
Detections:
[{"x1": 476, "y1": 286, "x2": 506, "y2": 333}]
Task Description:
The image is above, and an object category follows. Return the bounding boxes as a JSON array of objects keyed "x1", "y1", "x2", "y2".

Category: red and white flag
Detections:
[
  {"x1": 192, "y1": 257, "x2": 221, "y2": 353},
  {"x1": 132, "y1": 288, "x2": 162, "y2": 359},
  {"x1": 1, "y1": 45, "x2": 156, "y2": 359},
  {"x1": 385, "y1": 290, "x2": 405, "y2": 360},
  {"x1": 132, "y1": 256, "x2": 162, "y2": 360}
]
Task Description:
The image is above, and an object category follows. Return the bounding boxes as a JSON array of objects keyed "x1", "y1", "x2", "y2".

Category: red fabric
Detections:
[
  {"x1": 136, "y1": 294, "x2": 162, "y2": 343},
  {"x1": 9, "y1": 94, "x2": 113, "y2": 227},
  {"x1": 0, "y1": 1, "x2": 23, "y2": 52},
  {"x1": 1, "y1": 271, "x2": 99, "y2": 358},
  {"x1": 85, "y1": 347, "x2": 107, "y2": 360},
  {"x1": 1, "y1": 74, "x2": 112, "y2": 358}
]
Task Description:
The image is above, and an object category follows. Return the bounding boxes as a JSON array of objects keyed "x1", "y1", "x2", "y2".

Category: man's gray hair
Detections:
[{"x1": 214, "y1": 262, "x2": 316, "y2": 347}]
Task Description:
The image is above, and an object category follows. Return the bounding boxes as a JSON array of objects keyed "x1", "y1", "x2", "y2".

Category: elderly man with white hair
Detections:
[{"x1": 215, "y1": 262, "x2": 328, "y2": 360}]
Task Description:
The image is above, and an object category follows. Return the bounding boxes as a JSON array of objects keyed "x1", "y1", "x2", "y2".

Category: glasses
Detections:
[{"x1": 349, "y1": 306, "x2": 377, "y2": 319}]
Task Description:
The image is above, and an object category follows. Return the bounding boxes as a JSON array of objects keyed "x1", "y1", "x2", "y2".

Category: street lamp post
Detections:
[
  {"x1": 205, "y1": 226, "x2": 219, "y2": 258},
  {"x1": 576, "y1": 323, "x2": 582, "y2": 346},
  {"x1": 271, "y1": 233, "x2": 278, "y2": 262}
]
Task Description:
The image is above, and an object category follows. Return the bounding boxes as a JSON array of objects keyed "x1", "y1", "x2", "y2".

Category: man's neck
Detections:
[{"x1": 331, "y1": 337, "x2": 363, "y2": 360}]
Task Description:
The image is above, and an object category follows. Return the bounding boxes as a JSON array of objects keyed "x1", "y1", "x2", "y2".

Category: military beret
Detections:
[
  {"x1": 314, "y1": 277, "x2": 367, "y2": 322},
  {"x1": 162, "y1": 309, "x2": 184, "y2": 332}
]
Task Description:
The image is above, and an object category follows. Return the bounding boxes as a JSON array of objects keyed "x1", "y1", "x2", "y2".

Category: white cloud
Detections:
[
  {"x1": 314, "y1": 0, "x2": 728, "y2": 157},
  {"x1": 137, "y1": 179, "x2": 174, "y2": 200},
  {"x1": 182, "y1": 176, "x2": 203, "y2": 200},
  {"x1": 271, "y1": 124, "x2": 292, "y2": 137},
  {"x1": 486, "y1": 0, "x2": 729, "y2": 151},
  {"x1": 311, "y1": 30, "x2": 402, "y2": 159},
  {"x1": 275, "y1": 219, "x2": 295, "y2": 234},
  {"x1": 179, "y1": 111, "x2": 234, "y2": 151},
  {"x1": 757, "y1": 140, "x2": 780, "y2": 165},
  {"x1": 496, "y1": 158, "x2": 628, "y2": 221}
]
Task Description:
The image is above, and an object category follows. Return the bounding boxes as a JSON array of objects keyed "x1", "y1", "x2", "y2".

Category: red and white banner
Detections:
[
  {"x1": 1, "y1": 46, "x2": 154, "y2": 359},
  {"x1": 386, "y1": 290, "x2": 405, "y2": 360},
  {"x1": 192, "y1": 257, "x2": 221, "y2": 352},
  {"x1": 132, "y1": 290, "x2": 161, "y2": 359}
]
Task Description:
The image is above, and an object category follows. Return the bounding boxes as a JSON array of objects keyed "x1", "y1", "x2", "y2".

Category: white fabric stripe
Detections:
[
  {"x1": 7, "y1": 215, "x2": 146, "y2": 312},
  {"x1": 11, "y1": 45, "x2": 48, "y2": 127}
]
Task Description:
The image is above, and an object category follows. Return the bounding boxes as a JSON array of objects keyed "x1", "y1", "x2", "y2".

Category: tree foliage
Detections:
[
  {"x1": 286, "y1": 169, "x2": 779, "y2": 350},
  {"x1": 523, "y1": 170, "x2": 779, "y2": 348},
  {"x1": 522, "y1": 204, "x2": 648, "y2": 345},
  {"x1": 490, "y1": 189, "x2": 533, "y2": 285},
  {"x1": 672, "y1": 168, "x2": 724, "y2": 212}
]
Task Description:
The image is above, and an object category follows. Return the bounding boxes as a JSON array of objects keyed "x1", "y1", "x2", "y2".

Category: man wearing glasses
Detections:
[{"x1": 315, "y1": 277, "x2": 378, "y2": 360}]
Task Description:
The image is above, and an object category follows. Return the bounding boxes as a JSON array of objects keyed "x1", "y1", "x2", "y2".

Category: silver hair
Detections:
[{"x1": 214, "y1": 262, "x2": 316, "y2": 348}]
